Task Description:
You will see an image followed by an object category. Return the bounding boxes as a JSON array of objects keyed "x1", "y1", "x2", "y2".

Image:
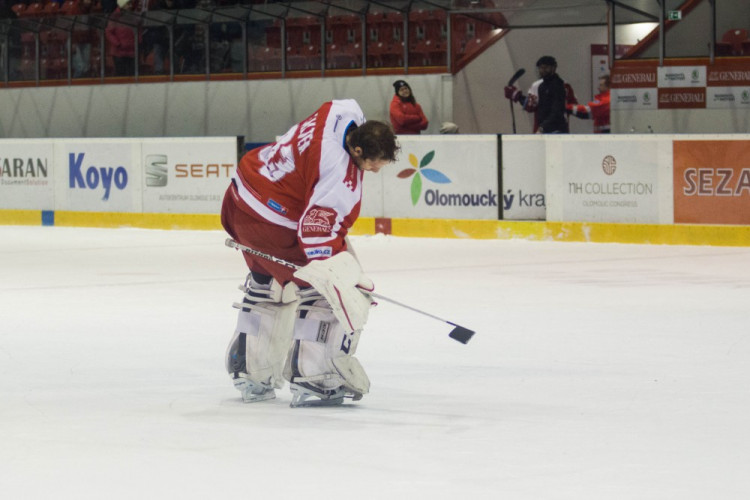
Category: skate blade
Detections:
[
  {"x1": 289, "y1": 384, "x2": 346, "y2": 408},
  {"x1": 289, "y1": 396, "x2": 344, "y2": 408},
  {"x1": 242, "y1": 390, "x2": 276, "y2": 403}
]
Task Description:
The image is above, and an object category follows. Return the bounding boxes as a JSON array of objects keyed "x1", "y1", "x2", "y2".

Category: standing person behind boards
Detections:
[
  {"x1": 105, "y1": 0, "x2": 136, "y2": 76},
  {"x1": 505, "y1": 56, "x2": 577, "y2": 134},
  {"x1": 221, "y1": 99, "x2": 400, "y2": 408},
  {"x1": 567, "y1": 74, "x2": 611, "y2": 133},
  {"x1": 390, "y1": 80, "x2": 429, "y2": 134}
]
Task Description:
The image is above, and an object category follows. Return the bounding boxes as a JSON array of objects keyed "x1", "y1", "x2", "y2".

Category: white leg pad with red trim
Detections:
[{"x1": 283, "y1": 292, "x2": 370, "y2": 404}]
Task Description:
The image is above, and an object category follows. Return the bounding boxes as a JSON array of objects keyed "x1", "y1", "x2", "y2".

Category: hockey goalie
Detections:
[{"x1": 221, "y1": 99, "x2": 399, "y2": 407}]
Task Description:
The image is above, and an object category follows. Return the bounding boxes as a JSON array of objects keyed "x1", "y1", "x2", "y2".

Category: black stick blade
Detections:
[
  {"x1": 508, "y1": 68, "x2": 526, "y2": 86},
  {"x1": 447, "y1": 323, "x2": 475, "y2": 344}
]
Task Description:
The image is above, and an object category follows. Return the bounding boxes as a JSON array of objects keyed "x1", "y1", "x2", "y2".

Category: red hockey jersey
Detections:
[
  {"x1": 233, "y1": 99, "x2": 366, "y2": 261},
  {"x1": 568, "y1": 90, "x2": 611, "y2": 133}
]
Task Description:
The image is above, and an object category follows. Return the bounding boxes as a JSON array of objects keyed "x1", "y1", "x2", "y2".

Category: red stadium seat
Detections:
[
  {"x1": 716, "y1": 28, "x2": 748, "y2": 56},
  {"x1": 11, "y1": 3, "x2": 26, "y2": 17},
  {"x1": 24, "y1": 2, "x2": 44, "y2": 17},
  {"x1": 42, "y1": 2, "x2": 60, "y2": 17},
  {"x1": 60, "y1": 0, "x2": 81, "y2": 15}
]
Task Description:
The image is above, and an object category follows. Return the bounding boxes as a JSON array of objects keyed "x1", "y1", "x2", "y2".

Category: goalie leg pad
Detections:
[
  {"x1": 226, "y1": 271, "x2": 299, "y2": 402},
  {"x1": 283, "y1": 290, "x2": 370, "y2": 406}
]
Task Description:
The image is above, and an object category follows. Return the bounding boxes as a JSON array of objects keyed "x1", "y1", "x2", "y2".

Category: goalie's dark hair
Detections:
[{"x1": 347, "y1": 120, "x2": 400, "y2": 162}]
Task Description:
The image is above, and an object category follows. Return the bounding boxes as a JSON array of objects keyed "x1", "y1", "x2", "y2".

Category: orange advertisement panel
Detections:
[{"x1": 674, "y1": 141, "x2": 750, "y2": 224}]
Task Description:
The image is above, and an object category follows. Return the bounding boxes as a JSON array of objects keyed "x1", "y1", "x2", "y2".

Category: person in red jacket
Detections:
[
  {"x1": 567, "y1": 74, "x2": 611, "y2": 133},
  {"x1": 105, "y1": 0, "x2": 136, "y2": 76},
  {"x1": 389, "y1": 80, "x2": 429, "y2": 134}
]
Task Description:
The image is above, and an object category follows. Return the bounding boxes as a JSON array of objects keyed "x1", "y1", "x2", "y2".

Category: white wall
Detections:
[{"x1": 0, "y1": 74, "x2": 453, "y2": 143}]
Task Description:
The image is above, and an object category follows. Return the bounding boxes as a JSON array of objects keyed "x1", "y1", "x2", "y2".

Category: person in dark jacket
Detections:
[
  {"x1": 505, "y1": 55, "x2": 572, "y2": 134},
  {"x1": 532, "y1": 56, "x2": 569, "y2": 134},
  {"x1": 389, "y1": 80, "x2": 429, "y2": 135}
]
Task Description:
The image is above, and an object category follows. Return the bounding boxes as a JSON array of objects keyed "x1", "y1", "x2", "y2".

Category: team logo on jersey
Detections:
[
  {"x1": 343, "y1": 162, "x2": 360, "y2": 192},
  {"x1": 301, "y1": 206, "x2": 336, "y2": 237},
  {"x1": 397, "y1": 150, "x2": 451, "y2": 206}
]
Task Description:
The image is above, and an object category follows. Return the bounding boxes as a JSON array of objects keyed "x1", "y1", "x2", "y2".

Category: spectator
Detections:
[
  {"x1": 72, "y1": 0, "x2": 94, "y2": 78},
  {"x1": 105, "y1": 0, "x2": 137, "y2": 76},
  {"x1": 504, "y1": 56, "x2": 577, "y2": 134},
  {"x1": 389, "y1": 80, "x2": 429, "y2": 135},
  {"x1": 567, "y1": 74, "x2": 611, "y2": 133},
  {"x1": 142, "y1": 0, "x2": 182, "y2": 75}
]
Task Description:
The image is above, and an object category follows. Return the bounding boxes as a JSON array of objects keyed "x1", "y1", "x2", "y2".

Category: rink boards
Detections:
[{"x1": 1, "y1": 134, "x2": 749, "y2": 246}]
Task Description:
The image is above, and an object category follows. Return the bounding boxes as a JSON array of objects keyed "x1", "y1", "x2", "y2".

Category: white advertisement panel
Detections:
[
  {"x1": 501, "y1": 135, "x2": 546, "y2": 220},
  {"x1": 0, "y1": 140, "x2": 55, "y2": 210},
  {"x1": 55, "y1": 140, "x2": 141, "y2": 213},
  {"x1": 706, "y1": 87, "x2": 750, "y2": 109},
  {"x1": 546, "y1": 136, "x2": 673, "y2": 224},
  {"x1": 360, "y1": 167, "x2": 384, "y2": 218},
  {"x1": 381, "y1": 136, "x2": 499, "y2": 220},
  {"x1": 657, "y1": 66, "x2": 707, "y2": 88},
  {"x1": 611, "y1": 88, "x2": 658, "y2": 110},
  {"x1": 141, "y1": 138, "x2": 237, "y2": 214}
]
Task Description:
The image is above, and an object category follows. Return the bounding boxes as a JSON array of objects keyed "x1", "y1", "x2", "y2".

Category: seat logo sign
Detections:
[
  {"x1": 145, "y1": 155, "x2": 168, "y2": 187},
  {"x1": 397, "y1": 150, "x2": 451, "y2": 205}
]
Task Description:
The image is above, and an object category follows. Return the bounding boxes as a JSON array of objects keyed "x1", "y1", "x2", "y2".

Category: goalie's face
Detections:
[
  {"x1": 350, "y1": 146, "x2": 390, "y2": 173},
  {"x1": 357, "y1": 155, "x2": 390, "y2": 173}
]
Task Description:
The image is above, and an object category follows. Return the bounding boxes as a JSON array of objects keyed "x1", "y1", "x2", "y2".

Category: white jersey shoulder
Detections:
[
  {"x1": 324, "y1": 99, "x2": 366, "y2": 148},
  {"x1": 527, "y1": 79, "x2": 543, "y2": 97}
]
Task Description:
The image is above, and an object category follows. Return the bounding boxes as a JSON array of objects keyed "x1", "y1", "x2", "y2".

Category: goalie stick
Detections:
[
  {"x1": 225, "y1": 238, "x2": 476, "y2": 345},
  {"x1": 507, "y1": 68, "x2": 526, "y2": 134}
]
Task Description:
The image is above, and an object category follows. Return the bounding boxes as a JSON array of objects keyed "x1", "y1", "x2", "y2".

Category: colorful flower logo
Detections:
[{"x1": 397, "y1": 151, "x2": 451, "y2": 205}]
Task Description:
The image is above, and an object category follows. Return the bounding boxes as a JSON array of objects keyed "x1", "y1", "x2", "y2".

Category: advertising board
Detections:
[
  {"x1": 0, "y1": 140, "x2": 55, "y2": 210},
  {"x1": 380, "y1": 135, "x2": 499, "y2": 220},
  {"x1": 141, "y1": 138, "x2": 237, "y2": 214},
  {"x1": 673, "y1": 139, "x2": 750, "y2": 224},
  {"x1": 56, "y1": 140, "x2": 141, "y2": 213},
  {"x1": 501, "y1": 136, "x2": 546, "y2": 220},
  {"x1": 546, "y1": 136, "x2": 673, "y2": 223}
]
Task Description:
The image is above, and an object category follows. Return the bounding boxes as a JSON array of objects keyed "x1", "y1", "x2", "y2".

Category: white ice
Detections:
[{"x1": 1, "y1": 226, "x2": 750, "y2": 499}]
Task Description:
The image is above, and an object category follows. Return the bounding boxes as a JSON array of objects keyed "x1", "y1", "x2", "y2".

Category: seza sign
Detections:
[
  {"x1": 674, "y1": 140, "x2": 750, "y2": 224},
  {"x1": 69, "y1": 152, "x2": 128, "y2": 201}
]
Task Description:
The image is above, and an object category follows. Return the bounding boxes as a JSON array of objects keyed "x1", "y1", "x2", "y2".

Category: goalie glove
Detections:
[{"x1": 293, "y1": 252, "x2": 375, "y2": 333}]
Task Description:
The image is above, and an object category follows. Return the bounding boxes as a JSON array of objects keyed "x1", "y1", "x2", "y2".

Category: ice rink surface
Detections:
[{"x1": 2, "y1": 225, "x2": 750, "y2": 499}]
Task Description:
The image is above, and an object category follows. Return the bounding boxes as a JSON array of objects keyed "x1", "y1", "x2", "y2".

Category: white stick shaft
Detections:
[
  {"x1": 369, "y1": 292, "x2": 449, "y2": 323},
  {"x1": 226, "y1": 238, "x2": 450, "y2": 324}
]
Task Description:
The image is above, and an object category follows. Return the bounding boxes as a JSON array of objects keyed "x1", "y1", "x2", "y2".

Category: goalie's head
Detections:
[{"x1": 346, "y1": 121, "x2": 400, "y2": 173}]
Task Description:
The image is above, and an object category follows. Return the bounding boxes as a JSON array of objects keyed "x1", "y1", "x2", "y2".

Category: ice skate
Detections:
[
  {"x1": 234, "y1": 377, "x2": 276, "y2": 403},
  {"x1": 289, "y1": 383, "x2": 347, "y2": 408}
]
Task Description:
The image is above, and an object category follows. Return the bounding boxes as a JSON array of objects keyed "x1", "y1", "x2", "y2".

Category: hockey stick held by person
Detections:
[
  {"x1": 504, "y1": 55, "x2": 578, "y2": 133},
  {"x1": 221, "y1": 99, "x2": 400, "y2": 407}
]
